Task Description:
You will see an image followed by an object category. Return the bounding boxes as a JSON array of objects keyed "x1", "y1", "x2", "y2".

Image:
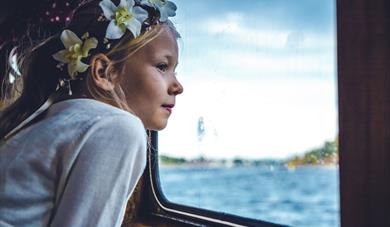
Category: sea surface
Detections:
[{"x1": 159, "y1": 165, "x2": 339, "y2": 227}]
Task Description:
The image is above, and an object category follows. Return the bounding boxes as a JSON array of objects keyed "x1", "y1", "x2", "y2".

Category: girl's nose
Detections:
[{"x1": 169, "y1": 77, "x2": 184, "y2": 95}]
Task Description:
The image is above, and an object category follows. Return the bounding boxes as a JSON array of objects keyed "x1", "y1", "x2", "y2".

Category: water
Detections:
[{"x1": 159, "y1": 166, "x2": 339, "y2": 227}]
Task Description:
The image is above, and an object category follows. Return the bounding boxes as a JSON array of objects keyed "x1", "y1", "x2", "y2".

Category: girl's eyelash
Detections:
[{"x1": 156, "y1": 63, "x2": 168, "y2": 72}]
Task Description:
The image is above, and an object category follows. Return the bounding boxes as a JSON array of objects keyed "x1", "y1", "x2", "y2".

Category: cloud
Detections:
[
  {"x1": 207, "y1": 49, "x2": 336, "y2": 77},
  {"x1": 198, "y1": 13, "x2": 335, "y2": 51},
  {"x1": 176, "y1": 13, "x2": 336, "y2": 81},
  {"x1": 177, "y1": 47, "x2": 336, "y2": 82},
  {"x1": 201, "y1": 15, "x2": 287, "y2": 49}
]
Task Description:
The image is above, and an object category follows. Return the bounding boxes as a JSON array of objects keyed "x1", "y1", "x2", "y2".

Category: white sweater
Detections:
[{"x1": 0, "y1": 98, "x2": 147, "y2": 227}]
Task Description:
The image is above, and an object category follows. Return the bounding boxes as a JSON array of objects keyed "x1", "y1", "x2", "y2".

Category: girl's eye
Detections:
[{"x1": 156, "y1": 63, "x2": 168, "y2": 72}]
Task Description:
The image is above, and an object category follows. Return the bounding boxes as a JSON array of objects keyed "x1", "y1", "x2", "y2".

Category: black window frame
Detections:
[{"x1": 147, "y1": 130, "x2": 286, "y2": 227}]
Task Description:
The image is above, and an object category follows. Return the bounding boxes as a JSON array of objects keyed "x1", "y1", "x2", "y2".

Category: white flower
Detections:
[
  {"x1": 52, "y1": 30, "x2": 98, "y2": 79},
  {"x1": 99, "y1": 0, "x2": 149, "y2": 39},
  {"x1": 141, "y1": 0, "x2": 176, "y2": 22}
]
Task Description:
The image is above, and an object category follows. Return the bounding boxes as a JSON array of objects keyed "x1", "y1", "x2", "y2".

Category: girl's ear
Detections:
[{"x1": 90, "y1": 53, "x2": 116, "y2": 91}]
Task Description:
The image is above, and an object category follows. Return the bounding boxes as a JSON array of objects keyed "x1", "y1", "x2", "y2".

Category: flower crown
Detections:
[{"x1": 52, "y1": 0, "x2": 177, "y2": 80}]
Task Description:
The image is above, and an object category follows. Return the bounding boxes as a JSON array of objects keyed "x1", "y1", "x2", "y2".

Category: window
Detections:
[{"x1": 158, "y1": 0, "x2": 338, "y2": 226}]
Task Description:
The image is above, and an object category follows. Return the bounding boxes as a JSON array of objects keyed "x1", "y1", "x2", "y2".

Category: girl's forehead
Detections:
[{"x1": 141, "y1": 29, "x2": 178, "y2": 58}]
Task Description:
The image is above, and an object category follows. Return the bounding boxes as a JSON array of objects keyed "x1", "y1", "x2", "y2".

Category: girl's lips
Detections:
[{"x1": 162, "y1": 104, "x2": 174, "y2": 113}]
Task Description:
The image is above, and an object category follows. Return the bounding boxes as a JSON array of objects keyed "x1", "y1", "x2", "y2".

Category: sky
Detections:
[{"x1": 159, "y1": 0, "x2": 337, "y2": 160}]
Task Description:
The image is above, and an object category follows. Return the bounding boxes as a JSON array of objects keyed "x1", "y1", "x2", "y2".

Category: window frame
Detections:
[
  {"x1": 146, "y1": 130, "x2": 285, "y2": 227},
  {"x1": 337, "y1": 0, "x2": 390, "y2": 226}
]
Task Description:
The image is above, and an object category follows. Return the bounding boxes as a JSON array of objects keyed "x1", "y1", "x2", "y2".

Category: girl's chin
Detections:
[{"x1": 146, "y1": 120, "x2": 168, "y2": 131}]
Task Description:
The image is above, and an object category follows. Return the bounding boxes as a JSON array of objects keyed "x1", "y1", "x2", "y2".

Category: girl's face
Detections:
[{"x1": 120, "y1": 27, "x2": 183, "y2": 130}]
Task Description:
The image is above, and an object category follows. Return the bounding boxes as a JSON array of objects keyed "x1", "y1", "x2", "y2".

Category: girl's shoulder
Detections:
[
  {"x1": 1, "y1": 98, "x2": 146, "y2": 151},
  {"x1": 47, "y1": 98, "x2": 144, "y2": 130},
  {"x1": 49, "y1": 98, "x2": 132, "y2": 118},
  {"x1": 3, "y1": 98, "x2": 146, "y2": 149}
]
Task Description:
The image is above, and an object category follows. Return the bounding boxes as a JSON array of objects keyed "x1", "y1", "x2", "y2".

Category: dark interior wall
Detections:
[
  {"x1": 337, "y1": 0, "x2": 390, "y2": 226},
  {"x1": 0, "y1": 0, "x2": 79, "y2": 84}
]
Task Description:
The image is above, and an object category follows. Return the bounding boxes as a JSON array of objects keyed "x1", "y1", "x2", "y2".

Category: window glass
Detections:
[{"x1": 159, "y1": 0, "x2": 338, "y2": 226}]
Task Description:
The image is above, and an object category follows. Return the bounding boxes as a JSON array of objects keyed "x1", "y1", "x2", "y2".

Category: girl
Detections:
[{"x1": 0, "y1": 0, "x2": 183, "y2": 226}]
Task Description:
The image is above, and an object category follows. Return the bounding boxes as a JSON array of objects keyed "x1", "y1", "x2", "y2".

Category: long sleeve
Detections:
[{"x1": 49, "y1": 114, "x2": 147, "y2": 227}]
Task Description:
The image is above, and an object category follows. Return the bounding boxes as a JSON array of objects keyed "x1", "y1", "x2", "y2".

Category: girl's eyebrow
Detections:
[{"x1": 160, "y1": 53, "x2": 178, "y2": 68}]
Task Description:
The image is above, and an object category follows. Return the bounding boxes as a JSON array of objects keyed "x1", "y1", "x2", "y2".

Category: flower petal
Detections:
[
  {"x1": 133, "y1": 6, "x2": 148, "y2": 23},
  {"x1": 81, "y1": 37, "x2": 98, "y2": 57},
  {"x1": 140, "y1": 0, "x2": 153, "y2": 8},
  {"x1": 52, "y1": 50, "x2": 69, "y2": 63},
  {"x1": 124, "y1": 0, "x2": 135, "y2": 9},
  {"x1": 68, "y1": 62, "x2": 78, "y2": 79},
  {"x1": 77, "y1": 61, "x2": 89, "y2": 73},
  {"x1": 61, "y1": 30, "x2": 82, "y2": 49},
  {"x1": 99, "y1": 0, "x2": 117, "y2": 19},
  {"x1": 158, "y1": 1, "x2": 176, "y2": 21},
  {"x1": 165, "y1": 1, "x2": 177, "y2": 16},
  {"x1": 159, "y1": 8, "x2": 168, "y2": 22},
  {"x1": 68, "y1": 61, "x2": 89, "y2": 79},
  {"x1": 106, "y1": 20, "x2": 125, "y2": 39},
  {"x1": 121, "y1": 0, "x2": 132, "y2": 8},
  {"x1": 126, "y1": 19, "x2": 142, "y2": 37}
]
